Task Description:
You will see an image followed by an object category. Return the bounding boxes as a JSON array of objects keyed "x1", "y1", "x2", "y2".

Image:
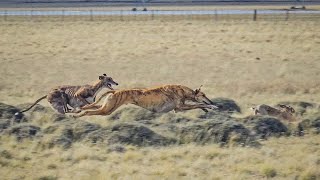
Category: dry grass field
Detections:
[
  {"x1": 0, "y1": 135, "x2": 319, "y2": 179},
  {"x1": 0, "y1": 14, "x2": 320, "y2": 180},
  {"x1": 0, "y1": 18, "x2": 320, "y2": 110}
]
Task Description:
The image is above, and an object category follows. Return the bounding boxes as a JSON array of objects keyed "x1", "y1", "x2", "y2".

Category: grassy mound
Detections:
[{"x1": 0, "y1": 99, "x2": 319, "y2": 149}]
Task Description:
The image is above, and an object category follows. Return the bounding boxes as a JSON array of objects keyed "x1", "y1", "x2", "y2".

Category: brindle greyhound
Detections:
[{"x1": 18, "y1": 74, "x2": 118, "y2": 114}]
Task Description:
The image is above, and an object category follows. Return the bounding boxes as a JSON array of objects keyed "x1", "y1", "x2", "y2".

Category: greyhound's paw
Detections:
[
  {"x1": 201, "y1": 108, "x2": 209, "y2": 113},
  {"x1": 73, "y1": 109, "x2": 82, "y2": 113},
  {"x1": 81, "y1": 104, "x2": 93, "y2": 110},
  {"x1": 208, "y1": 105, "x2": 219, "y2": 110}
]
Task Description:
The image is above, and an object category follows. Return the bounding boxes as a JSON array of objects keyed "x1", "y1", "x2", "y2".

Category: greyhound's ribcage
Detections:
[{"x1": 68, "y1": 98, "x2": 86, "y2": 108}]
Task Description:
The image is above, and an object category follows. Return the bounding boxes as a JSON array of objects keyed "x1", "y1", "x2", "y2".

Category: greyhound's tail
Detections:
[
  {"x1": 81, "y1": 90, "x2": 115, "y2": 110},
  {"x1": 19, "y1": 95, "x2": 47, "y2": 113}
]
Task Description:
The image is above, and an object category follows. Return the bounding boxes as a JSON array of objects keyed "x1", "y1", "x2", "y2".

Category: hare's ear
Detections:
[
  {"x1": 290, "y1": 107, "x2": 296, "y2": 113},
  {"x1": 99, "y1": 75, "x2": 104, "y2": 80}
]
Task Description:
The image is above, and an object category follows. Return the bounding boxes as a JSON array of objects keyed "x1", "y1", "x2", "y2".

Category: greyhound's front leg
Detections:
[
  {"x1": 77, "y1": 96, "x2": 90, "y2": 105},
  {"x1": 201, "y1": 108, "x2": 209, "y2": 112},
  {"x1": 73, "y1": 108, "x2": 108, "y2": 117},
  {"x1": 175, "y1": 103, "x2": 218, "y2": 112}
]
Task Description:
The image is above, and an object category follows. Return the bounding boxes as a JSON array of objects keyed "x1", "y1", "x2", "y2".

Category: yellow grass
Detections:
[
  {"x1": 1, "y1": 15, "x2": 320, "y2": 180},
  {"x1": 0, "y1": 19, "x2": 320, "y2": 111},
  {"x1": 0, "y1": 135, "x2": 319, "y2": 179}
]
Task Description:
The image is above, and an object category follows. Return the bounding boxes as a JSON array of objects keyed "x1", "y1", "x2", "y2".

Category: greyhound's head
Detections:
[
  {"x1": 194, "y1": 85, "x2": 214, "y2": 105},
  {"x1": 278, "y1": 104, "x2": 295, "y2": 114},
  {"x1": 99, "y1": 74, "x2": 119, "y2": 90}
]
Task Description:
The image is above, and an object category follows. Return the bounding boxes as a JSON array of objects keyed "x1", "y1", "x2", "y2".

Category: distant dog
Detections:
[{"x1": 251, "y1": 104, "x2": 296, "y2": 121}]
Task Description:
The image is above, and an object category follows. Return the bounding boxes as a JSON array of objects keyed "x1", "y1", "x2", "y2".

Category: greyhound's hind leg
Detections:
[
  {"x1": 48, "y1": 90, "x2": 70, "y2": 114},
  {"x1": 50, "y1": 102, "x2": 67, "y2": 114},
  {"x1": 73, "y1": 95, "x2": 122, "y2": 117},
  {"x1": 81, "y1": 105, "x2": 102, "y2": 110}
]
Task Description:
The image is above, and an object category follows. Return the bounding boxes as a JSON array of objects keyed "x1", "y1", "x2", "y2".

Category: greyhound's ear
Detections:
[
  {"x1": 194, "y1": 85, "x2": 203, "y2": 95},
  {"x1": 103, "y1": 73, "x2": 107, "y2": 76},
  {"x1": 99, "y1": 76, "x2": 104, "y2": 80}
]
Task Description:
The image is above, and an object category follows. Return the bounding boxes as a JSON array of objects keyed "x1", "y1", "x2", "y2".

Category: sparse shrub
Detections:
[
  {"x1": 0, "y1": 150, "x2": 13, "y2": 159},
  {"x1": 74, "y1": 154, "x2": 89, "y2": 162},
  {"x1": 43, "y1": 125, "x2": 59, "y2": 134},
  {"x1": 89, "y1": 155, "x2": 107, "y2": 161},
  {"x1": 72, "y1": 121, "x2": 101, "y2": 140},
  {"x1": 23, "y1": 156, "x2": 31, "y2": 161},
  {"x1": 123, "y1": 151, "x2": 141, "y2": 161},
  {"x1": 311, "y1": 118, "x2": 320, "y2": 134},
  {"x1": 300, "y1": 168, "x2": 319, "y2": 180},
  {"x1": 229, "y1": 132, "x2": 245, "y2": 147},
  {"x1": 178, "y1": 171, "x2": 187, "y2": 176},
  {"x1": 204, "y1": 152, "x2": 220, "y2": 160},
  {"x1": 52, "y1": 128, "x2": 73, "y2": 149},
  {"x1": 105, "y1": 123, "x2": 176, "y2": 146},
  {"x1": 107, "y1": 144, "x2": 126, "y2": 153},
  {"x1": 38, "y1": 176, "x2": 57, "y2": 180},
  {"x1": 262, "y1": 167, "x2": 277, "y2": 178},
  {"x1": 0, "y1": 102, "x2": 23, "y2": 119},
  {"x1": 0, "y1": 159, "x2": 10, "y2": 167},
  {"x1": 171, "y1": 153, "x2": 183, "y2": 159},
  {"x1": 301, "y1": 173, "x2": 317, "y2": 180},
  {"x1": 244, "y1": 116, "x2": 288, "y2": 139},
  {"x1": 210, "y1": 97, "x2": 241, "y2": 113},
  {"x1": 0, "y1": 119, "x2": 11, "y2": 133},
  {"x1": 240, "y1": 169, "x2": 254, "y2": 175},
  {"x1": 6, "y1": 124, "x2": 41, "y2": 141},
  {"x1": 0, "y1": 102, "x2": 27, "y2": 132},
  {"x1": 177, "y1": 119, "x2": 254, "y2": 146},
  {"x1": 299, "y1": 116, "x2": 320, "y2": 134},
  {"x1": 50, "y1": 114, "x2": 69, "y2": 122},
  {"x1": 47, "y1": 164, "x2": 57, "y2": 169},
  {"x1": 59, "y1": 154, "x2": 73, "y2": 162}
]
